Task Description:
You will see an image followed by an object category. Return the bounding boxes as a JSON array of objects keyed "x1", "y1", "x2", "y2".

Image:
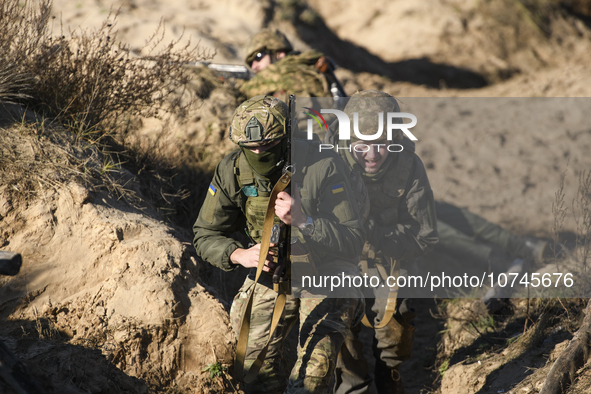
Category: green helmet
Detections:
[
  {"x1": 230, "y1": 95, "x2": 289, "y2": 147},
  {"x1": 344, "y1": 90, "x2": 403, "y2": 142},
  {"x1": 244, "y1": 28, "x2": 293, "y2": 66}
]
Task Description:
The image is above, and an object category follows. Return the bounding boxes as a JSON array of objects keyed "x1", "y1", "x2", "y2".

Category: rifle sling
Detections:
[
  {"x1": 361, "y1": 258, "x2": 399, "y2": 329},
  {"x1": 234, "y1": 171, "x2": 292, "y2": 383}
]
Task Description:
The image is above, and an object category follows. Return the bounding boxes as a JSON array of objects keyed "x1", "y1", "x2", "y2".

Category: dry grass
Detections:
[
  {"x1": 0, "y1": 0, "x2": 209, "y2": 143},
  {"x1": 572, "y1": 170, "x2": 591, "y2": 271},
  {"x1": 0, "y1": 0, "x2": 221, "y2": 225},
  {"x1": 0, "y1": 0, "x2": 48, "y2": 103},
  {"x1": 0, "y1": 120, "x2": 141, "y2": 214}
]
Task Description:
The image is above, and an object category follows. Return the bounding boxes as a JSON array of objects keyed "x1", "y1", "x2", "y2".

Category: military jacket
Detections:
[
  {"x1": 192, "y1": 139, "x2": 365, "y2": 273},
  {"x1": 327, "y1": 136, "x2": 438, "y2": 261},
  {"x1": 240, "y1": 50, "x2": 331, "y2": 100}
]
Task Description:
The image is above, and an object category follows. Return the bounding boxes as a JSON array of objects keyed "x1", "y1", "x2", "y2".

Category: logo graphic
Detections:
[
  {"x1": 303, "y1": 107, "x2": 328, "y2": 132},
  {"x1": 303, "y1": 108, "x2": 417, "y2": 152},
  {"x1": 305, "y1": 109, "x2": 418, "y2": 141}
]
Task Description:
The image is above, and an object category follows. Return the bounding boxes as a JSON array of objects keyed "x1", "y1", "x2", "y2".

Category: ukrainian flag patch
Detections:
[
  {"x1": 332, "y1": 183, "x2": 344, "y2": 194},
  {"x1": 208, "y1": 184, "x2": 216, "y2": 196}
]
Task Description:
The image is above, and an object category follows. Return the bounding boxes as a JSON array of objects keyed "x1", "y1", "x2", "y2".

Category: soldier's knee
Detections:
[{"x1": 302, "y1": 347, "x2": 333, "y2": 393}]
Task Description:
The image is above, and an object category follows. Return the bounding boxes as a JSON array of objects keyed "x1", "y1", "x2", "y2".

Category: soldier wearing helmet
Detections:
[
  {"x1": 329, "y1": 90, "x2": 547, "y2": 393},
  {"x1": 333, "y1": 90, "x2": 548, "y2": 313},
  {"x1": 240, "y1": 28, "x2": 341, "y2": 101},
  {"x1": 323, "y1": 90, "x2": 438, "y2": 394},
  {"x1": 244, "y1": 28, "x2": 293, "y2": 74},
  {"x1": 193, "y1": 95, "x2": 366, "y2": 393}
]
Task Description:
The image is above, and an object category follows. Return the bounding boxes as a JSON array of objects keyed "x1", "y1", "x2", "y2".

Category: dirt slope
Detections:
[
  {"x1": 0, "y1": 106, "x2": 234, "y2": 393},
  {"x1": 2, "y1": 0, "x2": 591, "y2": 393}
]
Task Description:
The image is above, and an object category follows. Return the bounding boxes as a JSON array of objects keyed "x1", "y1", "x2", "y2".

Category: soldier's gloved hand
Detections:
[
  {"x1": 230, "y1": 243, "x2": 276, "y2": 272},
  {"x1": 364, "y1": 216, "x2": 382, "y2": 249}
]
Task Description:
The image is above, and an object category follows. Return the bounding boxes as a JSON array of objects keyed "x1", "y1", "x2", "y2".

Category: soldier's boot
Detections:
[
  {"x1": 372, "y1": 300, "x2": 415, "y2": 394},
  {"x1": 482, "y1": 258, "x2": 529, "y2": 314},
  {"x1": 508, "y1": 236, "x2": 548, "y2": 266},
  {"x1": 374, "y1": 358, "x2": 404, "y2": 394}
]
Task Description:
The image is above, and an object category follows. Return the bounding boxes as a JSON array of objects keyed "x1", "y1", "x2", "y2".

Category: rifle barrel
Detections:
[{"x1": 194, "y1": 62, "x2": 252, "y2": 80}]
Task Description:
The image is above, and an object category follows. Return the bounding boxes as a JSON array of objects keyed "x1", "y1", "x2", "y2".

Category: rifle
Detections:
[
  {"x1": 195, "y1": 58, "x2": 347, "y2": 102},
  {"x1": 271, "y1": 94, "x2": 295, "y2": 288},
  {"x1": 0, "y1": 251, "x2": 22, "y2": 276},
  {"x1": 314, "y1": 56, "x2": 347, "y2": 102},
  {"x1": 193, "y1": 61, "x2": 253, "y2": 80},
  {"x1": 271, "y1": 223, "x2": 290, "y2": 288}
]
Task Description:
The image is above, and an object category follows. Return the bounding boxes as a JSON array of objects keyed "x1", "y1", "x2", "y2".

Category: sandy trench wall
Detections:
[{"x1": 0, "y1": 167, "x2": 235, "y2": 389}]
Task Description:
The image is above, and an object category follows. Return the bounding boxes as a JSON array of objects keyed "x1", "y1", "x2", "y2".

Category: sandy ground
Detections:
[{"x1": 2, "y1": 0, "x2": 591, "y2": 393}]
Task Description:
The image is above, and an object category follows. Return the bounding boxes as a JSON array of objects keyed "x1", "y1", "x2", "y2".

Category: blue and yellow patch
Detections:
[
  {"x1": 331, "y1": 183, "x2": 344, "y2": 194},
  {"x1": 208, "y1": 184, "x2": 216, "y2": 196}
]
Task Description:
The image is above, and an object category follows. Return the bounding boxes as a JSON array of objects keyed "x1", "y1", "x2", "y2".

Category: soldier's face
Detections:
[
  {"x1": 251, "y1": 53, "x2": 272, "y2": 73},
  {"x1": 250, "y1": 51, "x2": 286, "y2": 73},
  {"x1": 350, "y1": 140, "x2": 389, "y2": 174},
  {"x1": 245, "y1": 139, "x2": 281, "y2": 154}
]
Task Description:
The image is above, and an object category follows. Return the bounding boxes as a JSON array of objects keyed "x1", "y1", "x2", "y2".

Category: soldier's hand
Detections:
[
  {"x1": 230, "y1": 243, "x2": 276, "y2": 272},
  {"x1": 276, "y1": 187, "x2": 306, "y2": 227}
]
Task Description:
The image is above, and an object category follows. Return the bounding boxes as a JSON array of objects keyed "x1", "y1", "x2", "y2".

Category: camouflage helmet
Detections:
[
  {"x1": 230, "y1": 95, "x2": 289, "y2": 147},
  {"x1": 343, "y1": 90, "x2": 403, "y2": 142},
  {"x1": 244, "y1": 28, "x2": 293, "y2": 66}
]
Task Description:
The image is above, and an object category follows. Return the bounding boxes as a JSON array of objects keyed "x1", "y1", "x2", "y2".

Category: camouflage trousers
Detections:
[
  {"x1": 435, "y1": 201, "x2": 515, "y2": 268},
  {"x1": 334, "y1": 267, "x2": 416, "y2": 394},
  {"x1": 230, "y1": 272, "x2": 365, "y2": 394}
]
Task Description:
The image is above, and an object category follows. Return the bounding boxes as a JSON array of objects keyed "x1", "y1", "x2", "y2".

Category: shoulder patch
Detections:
[
  {"x1": 208, "y1": 184, "x2": 216, "y2": 196},
  {"x1": 332, "y1": 183, "x2": 344, "y2": 194}
]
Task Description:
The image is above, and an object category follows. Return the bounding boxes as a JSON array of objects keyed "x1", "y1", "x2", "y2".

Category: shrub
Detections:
[{"x1": 0, "y1": 0, "x2": 208, "y2": 142}]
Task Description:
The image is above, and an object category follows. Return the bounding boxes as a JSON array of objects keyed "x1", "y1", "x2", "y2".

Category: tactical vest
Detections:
[
  {"x1": 234, "y1": 152, "x2": 281, "y2": 243},
  {"x1": 360, "y1": 148, "x2": 416, "y2": 273},
  {"x1": 234, "y1": 148, "x2": 318, "y2": 279},
  {"x1": 234, "y1": 144, "x2": 371, "y2": 245},
  {"x1": 323, "y1": 128, "x2": 415, "y2": 227},
  {"x1": 366, "y1": 149, "x2": 415, "y2": 226}
]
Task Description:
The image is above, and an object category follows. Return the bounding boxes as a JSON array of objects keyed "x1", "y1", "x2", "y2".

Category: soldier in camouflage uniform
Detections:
[
  {"x1": 325, "y1": 91, "x2": 439, "y2": 394},
  {"x1": 240, "y1": 28, "x2": 336, "y2": 100},
  {"x1": 328, "y1": 91, "x2": 546, "y2": 392},
  {"x1": 240, "y1": 29, "x2": 545, "y2": 278},
  {"x1": 193, "y1": 95, "x2": 366, "y2": 394},
  {"x1": 234, "y1": 32, "x2": 545, "y2": 391},
  {"x1": 433, "y1": 202, "x2": 547, "y2": 273},
  {"x1": 433, "y1": 201, "x2": 547, "y2": 312}
]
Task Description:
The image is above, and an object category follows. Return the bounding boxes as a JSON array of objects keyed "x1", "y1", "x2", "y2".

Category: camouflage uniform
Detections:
[
  {"x1": 240, "y1": 28, "x2": 334, "y2": 100},
  {"x1": 193, "y1": 96, "x2": 365, "y2": 394},
  {"x1": 434, "y1": 201, "x2": 547, "y2": 270},
  {"x1": 325, "y1": 91, "x2": 438, "y2": 394},
  {"x1": 241, "y1": 50, "x2": 331, "y2": 100}
]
